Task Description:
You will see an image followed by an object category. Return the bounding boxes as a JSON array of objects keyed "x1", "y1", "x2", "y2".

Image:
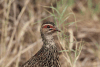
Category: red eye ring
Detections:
[{"x1": 43, "y1": 25, "x2": 54, "y2": 28}]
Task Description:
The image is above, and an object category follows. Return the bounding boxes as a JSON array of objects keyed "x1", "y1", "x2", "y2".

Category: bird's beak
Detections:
[{"x1": 54, "y1": 27, "x2": 60, "y2": 32}]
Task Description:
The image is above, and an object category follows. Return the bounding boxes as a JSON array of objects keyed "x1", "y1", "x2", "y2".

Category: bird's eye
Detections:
[{"x1": 47, "y1": 25, "x2": 50, "y2": 28}]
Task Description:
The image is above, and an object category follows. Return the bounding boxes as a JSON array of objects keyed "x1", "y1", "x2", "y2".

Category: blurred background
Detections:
[{"x1": 0, "y1": 0, "x2": 100, "y2": 67}]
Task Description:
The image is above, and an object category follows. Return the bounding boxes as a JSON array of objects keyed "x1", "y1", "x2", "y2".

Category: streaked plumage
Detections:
[{"x1": 21, "y1": 22, "x2": 61, "y2": 67}]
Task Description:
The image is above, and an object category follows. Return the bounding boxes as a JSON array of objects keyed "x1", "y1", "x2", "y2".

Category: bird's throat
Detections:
[{"x1": 43, "y1": 34, "x2": 56, "y2": 48}]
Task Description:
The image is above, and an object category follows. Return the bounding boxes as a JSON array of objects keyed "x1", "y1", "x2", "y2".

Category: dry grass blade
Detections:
[
  {"x1": 5, "y1": 39, "x2": 42, "y2": 67},
  {"x1": 7, "y1": 0, "x2": 30, "y2": 55}
]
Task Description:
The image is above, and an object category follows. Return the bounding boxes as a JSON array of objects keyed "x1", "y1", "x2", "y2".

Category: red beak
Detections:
[{"x1": 53, "y1": 28, "x2": 60, "y2": 32}]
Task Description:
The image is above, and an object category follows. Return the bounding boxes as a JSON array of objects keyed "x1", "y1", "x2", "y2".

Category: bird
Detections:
[{"x1": 21, "y1": 21, "x2": 62, "y2": 67}]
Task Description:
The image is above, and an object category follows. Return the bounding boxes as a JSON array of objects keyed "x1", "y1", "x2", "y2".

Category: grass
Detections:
[
  {"x1": 44, "y1": 0, "x2": 83, "y2": 67},
  {"x1": 0, "y1": 0, "x2": 100, "y2": 67}
]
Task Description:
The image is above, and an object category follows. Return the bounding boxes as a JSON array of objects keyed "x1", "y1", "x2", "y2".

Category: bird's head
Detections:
[{"x1": 41, "y1": 22, "x2": 60, "y2": 35}]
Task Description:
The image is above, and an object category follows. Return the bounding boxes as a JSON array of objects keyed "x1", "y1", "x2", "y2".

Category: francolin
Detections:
[{"x1": 21, "y1": 22, "x2": 62, "y2": 67}]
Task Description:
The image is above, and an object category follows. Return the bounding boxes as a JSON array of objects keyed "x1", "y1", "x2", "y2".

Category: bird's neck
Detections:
[{"x1": 42, "y1": 34, "x2": 56, "y2": 48}]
